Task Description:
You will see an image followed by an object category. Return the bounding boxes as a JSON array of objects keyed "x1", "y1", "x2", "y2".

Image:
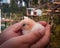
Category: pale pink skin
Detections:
[
  {"x1": 21, "y1": 17, "x2": 45, "y2": 35},
  {"x1": 0, "y1": 20, "x2": 51, "y2": 48}
]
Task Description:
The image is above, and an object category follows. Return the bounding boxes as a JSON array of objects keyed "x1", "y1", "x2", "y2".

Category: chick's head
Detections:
[{"x1": 21, "y1": 17, "x2": 36, "y2": 31}]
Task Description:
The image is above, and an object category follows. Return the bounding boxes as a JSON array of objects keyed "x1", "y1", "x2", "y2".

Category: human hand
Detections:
[{"x1": 0, "y1": 21, "x2": 51, "y2": 48}]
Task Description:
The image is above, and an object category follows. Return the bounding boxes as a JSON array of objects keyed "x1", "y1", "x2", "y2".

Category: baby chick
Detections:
[{"x1": 21, "y1": 16, "x2": 45, "y2": 35}]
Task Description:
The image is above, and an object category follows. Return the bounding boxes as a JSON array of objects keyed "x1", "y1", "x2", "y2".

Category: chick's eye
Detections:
[
  {"x1": 22, "y1": 23, "x2": 29, "y2": 26},
  {"x1": 22, "y1": 24, "x2": 26, "y2": 26}
]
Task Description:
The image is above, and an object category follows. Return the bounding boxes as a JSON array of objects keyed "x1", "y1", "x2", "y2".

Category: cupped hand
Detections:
[{"x1": 0, "y1": 21, "x2": 51, "y2": 48}]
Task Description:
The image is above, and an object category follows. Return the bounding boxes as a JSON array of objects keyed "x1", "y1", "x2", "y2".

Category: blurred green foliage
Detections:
[{"x1": 10, "y1": 0, "x2": 18, "y2": 13}]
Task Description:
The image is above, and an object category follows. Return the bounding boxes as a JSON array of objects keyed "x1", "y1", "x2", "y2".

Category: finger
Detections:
[
  {"x1": 0, "y1": 22, "x2": 23, "y2": 45},
  {"x1": 31, "y1": 24, "x2": 51, "y2": 48},
  {"x1": 0, "y1": 28, "x2": 45, "y2": 48},
  {"x1": 15, "y1": 29, "x2": 44, "y2": 44},
  {"x1": 3, "y1": 21, "x2": 23, "y2": 32},
  {"x1": 38, "y1": 21, "x2": 47, "y2": 27},
  {"x1": 3, "y1": 21, "x2": 46, "y2": 32}
]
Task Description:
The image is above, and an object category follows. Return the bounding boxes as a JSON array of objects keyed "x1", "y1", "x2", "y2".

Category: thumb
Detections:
[
  {"x1": 0, "y1": 29, "x2": 44, "y2": 48},
  {"x1": 19, "y1": 29, "x2": 44, "y2": 44}
]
